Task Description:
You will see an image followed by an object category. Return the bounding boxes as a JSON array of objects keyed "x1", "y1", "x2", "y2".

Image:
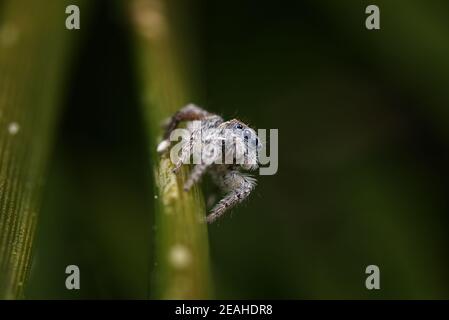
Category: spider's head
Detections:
[{"x1": 222, "y1": 119, "x2": 261, "y2": 170}]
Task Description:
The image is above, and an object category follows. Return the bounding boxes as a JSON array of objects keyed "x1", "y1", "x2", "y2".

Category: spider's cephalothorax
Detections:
[{"x1": 157, "y1": 104, "x2": 260, "y2": 223}]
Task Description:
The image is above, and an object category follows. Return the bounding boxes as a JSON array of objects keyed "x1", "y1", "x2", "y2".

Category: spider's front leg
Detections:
[
  {"x1": 206, "y1": 170, "x2": 257, "y2": 224},
  {"x1": 157, "y1": 104, "x2": 210, "y2": 153},
  {"x1": 182, "y1": 136, "x2": 223, "y2": 189},
  {"x1": 183, "y1": 163, "x2": 209, "y2": 191}
]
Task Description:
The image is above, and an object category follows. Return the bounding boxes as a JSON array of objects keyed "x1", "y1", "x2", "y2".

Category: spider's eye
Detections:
[
  {"x1": 235, "y1": 123, "x2": 243, "y2": 130},
  {"x1": 243, "y1": 129, "x2": 252, "y2": 139}
]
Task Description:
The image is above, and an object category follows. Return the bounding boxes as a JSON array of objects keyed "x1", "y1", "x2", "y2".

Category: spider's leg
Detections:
[
  {"x1": 172, "y1": 159, "x2": 183, "y2": 174},
  {"x1": 171, "y1": 138, "x2": 192, "y2": 173},
  {"x1": 163, "y1": 104, "x2": 210, "y2": 139},
  {"x1": 206, "y1": 170, "x2": 256, "y2": 224},
  {"x1": 157, "y1": 104, "x2": 210, "y2": 153},
  {"x1": 184, "y1": 163, "x2": 210, "y2": 191},
  {"x1": 183, "y1": 136, "x2": 222, "y2": 185}
]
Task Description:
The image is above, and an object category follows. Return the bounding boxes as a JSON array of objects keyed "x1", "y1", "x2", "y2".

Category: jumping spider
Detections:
[{"x1": 157, "y1": 104, "x2": 260, "y2": 223}]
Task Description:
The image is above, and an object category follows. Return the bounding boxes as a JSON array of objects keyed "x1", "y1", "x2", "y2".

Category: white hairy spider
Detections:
[{"x1": 157, "y1": 103, "x2": 260, "y2": 223}]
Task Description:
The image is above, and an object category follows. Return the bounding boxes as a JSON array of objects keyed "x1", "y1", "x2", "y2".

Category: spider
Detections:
[{"x1": 157, "y1": 104, "x2": 260, "y2": 223}]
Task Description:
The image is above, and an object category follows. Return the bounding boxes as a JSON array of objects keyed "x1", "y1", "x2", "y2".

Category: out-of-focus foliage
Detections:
[
  {"x1": 0, "y1": 0, "x2": 86, "y2": 299},
  {"x1": 26, "y1": 0, "x2": 449, "y2": 299}
]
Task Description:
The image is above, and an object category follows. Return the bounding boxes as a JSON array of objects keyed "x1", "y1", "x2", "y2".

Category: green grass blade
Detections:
[{"x1": 128, "y1": 0, "x2": 212, "y2": 299}]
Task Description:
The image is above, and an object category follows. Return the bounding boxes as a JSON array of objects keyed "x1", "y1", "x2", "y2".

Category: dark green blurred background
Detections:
[{"x1": 27, "y1": 0, "x2": 449, "y2": 299}]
